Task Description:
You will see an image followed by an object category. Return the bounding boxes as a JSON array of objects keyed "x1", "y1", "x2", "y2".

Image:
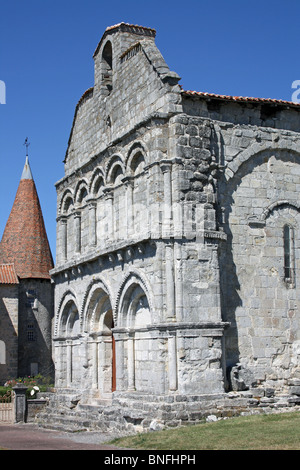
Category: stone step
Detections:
[
  {"x1": 37, "y1": 409, "x2": 109, "y2": 433},
  {"x1": 89, "y1": 398, "x2": 113, "y2": 406}
]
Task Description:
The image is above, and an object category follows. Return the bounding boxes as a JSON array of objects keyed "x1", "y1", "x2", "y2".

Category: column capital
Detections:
[
  {"x1": 57, "y1": 215, "x2": 67, "y2": 223},
  {"x1": 73, "y1": 209, "x2": 82, "y2": 218},
  {"x1": 103, "y1": 186, "x2": 114, "y2": 200},
  {"x1": 121, "y1": 175, "x2": 134, "y2": 188},
  {"x1": 160, "y1": 160, "x2": 172, "y2": 173},
  {"x1": 87, "y1": 197, "x2": 97, "y2": 208}
]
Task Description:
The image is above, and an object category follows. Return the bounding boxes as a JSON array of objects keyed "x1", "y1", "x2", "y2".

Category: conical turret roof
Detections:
[{"x1": 0, "y1": 157, "x2": 53, "y2": 279}]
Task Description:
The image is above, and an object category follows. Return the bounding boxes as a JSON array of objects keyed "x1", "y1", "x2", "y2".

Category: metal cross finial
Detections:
[{"x1": 24, "y1": 137, "x2": 30, "y2": 156}]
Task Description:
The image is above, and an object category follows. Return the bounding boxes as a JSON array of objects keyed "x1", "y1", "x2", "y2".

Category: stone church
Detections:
[
  {"x1": 46, "y1": 23, "x2": 300, "y2": 429},
  {"x1": 0, "y1": 156, "x2": 54, "y2": 384}
]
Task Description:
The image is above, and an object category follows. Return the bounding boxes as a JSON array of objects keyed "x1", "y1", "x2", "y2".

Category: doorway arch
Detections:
[{"x1": 83, "y1": 281, "x2": 115, "y2": 396}]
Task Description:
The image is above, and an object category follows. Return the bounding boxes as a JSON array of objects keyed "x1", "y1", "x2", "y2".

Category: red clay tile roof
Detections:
[
  {"x1": 182, "y1": 90, "x2": 300, "y2": 108},
  {"x1": 0, "y1": 264, "x2": 19, "y2": 284},
  {"x1": 0, "y1": 161, "x2": 54, "y2": 280}
]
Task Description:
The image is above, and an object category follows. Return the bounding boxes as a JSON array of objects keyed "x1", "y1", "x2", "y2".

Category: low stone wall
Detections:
[{"x1": 27, "y1": 399, "x2": 49, "y2": 423}]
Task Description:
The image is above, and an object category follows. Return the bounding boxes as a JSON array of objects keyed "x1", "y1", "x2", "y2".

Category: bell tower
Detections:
[{"x1": 0, "y1": 142, "x2": 54, "y2": 380}]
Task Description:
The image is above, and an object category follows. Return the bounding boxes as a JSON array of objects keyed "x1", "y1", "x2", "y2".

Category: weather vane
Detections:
[{"x1": 24, "y1": 137, "x2": 30, "y2": 156}]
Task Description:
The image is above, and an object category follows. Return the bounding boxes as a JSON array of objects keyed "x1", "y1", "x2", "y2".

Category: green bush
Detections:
[
  {"x1": 0, "y1": 386, "x2": 11, "y2": 397},
  {"x1": 2, "y1": 375, "x2": 54, "y2": 399}
]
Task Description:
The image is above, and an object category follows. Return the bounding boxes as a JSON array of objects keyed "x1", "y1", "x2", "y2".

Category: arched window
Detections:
[
  {"x1": 130, "y1": 151, "x2": 145, "y2": 176},
  {"x1": 106, "y1": 156, "x2": 124, "y2": 186},
  {"x1": 284, "y1": 224, "x2": 295, "y2": 286},
  {"x1": 74, "y1": 181, "x2": 88, "y2": 205},
  {"x1": 102, "y1": 41, "x2": 113, "y2": 95},
  {"x1": 77, "y1": 186, "x2": 88, "y2": 204},
  {"x1": 93, "y1": 176, "x2": 104, "y2": 197},
  {"x1": 62, "y1": 195, "x2": 74, "y2": 215},
  {"x1": 0, "y1": 340, "x2": 6, "y2": 365},
  {"x1": 111, "y1": 164, "x2": 123, "y2": 186},
  {"x1": 119, "y1": 281, "x2": 151, "y2": 328},
  {"x1": 60, "y1": 300, "x2": 80, "y2": 338}
]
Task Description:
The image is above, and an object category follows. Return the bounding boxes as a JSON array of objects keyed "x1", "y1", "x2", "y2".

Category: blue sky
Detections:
[{"x1": 1, "y1": 0, "x2": 299, "y2": 260}]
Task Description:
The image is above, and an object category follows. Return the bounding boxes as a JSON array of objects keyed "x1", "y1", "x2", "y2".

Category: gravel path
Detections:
[{"x1": 0, "y1": 423, "x2": 126, "y2": 450}]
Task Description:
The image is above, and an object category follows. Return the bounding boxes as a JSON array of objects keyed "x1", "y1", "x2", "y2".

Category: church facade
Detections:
[{"x1": 49, "y1": 23, "x2": 300, "y2": 427}]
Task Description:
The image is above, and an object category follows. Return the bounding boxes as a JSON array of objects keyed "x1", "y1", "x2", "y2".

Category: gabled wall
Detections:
[{"x1": 64, "y1": 24, "x2": 182, "y2": 174}]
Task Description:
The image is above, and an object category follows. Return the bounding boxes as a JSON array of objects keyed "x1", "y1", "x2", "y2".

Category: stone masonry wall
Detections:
[
  {"x1": 0, "y1": 284, "x2": 18, "y2": 384},
  {"x1": 18, "y1": 279, "x2": 54, "y2": 378},
  {"x1": 179, "y1": 96, "x2": 300, "y2": 392}
]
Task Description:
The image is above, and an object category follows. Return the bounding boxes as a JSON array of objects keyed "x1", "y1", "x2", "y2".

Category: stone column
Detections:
[
  {"x1": 174, "y1": 241, "x2": 183, "y2": 322},
  {"x1": 53, "y1": 341, "x2": 63, "y2": 387},
  {"x1": 161, "y1": 162, "x2": 172, "y2": 236},
  {"x1": 172, "y1": 159, "x2": 184, "y2": 239},
  {"x1": 13, "y1": 384, "x2": 28, "y2": 423},
  {"x1": 127, "y1": 333, "x2": 135, "y2": 391},
  {"x1": 97, "y1": 198, "x2": 105, "y2": 249},
  {"x1": 88, "y1": 200, "x2": 97, "y2": 247},
  {"x1": 81, "y1": 336, "x2": 89, "y2": 388},
  {"x1": 91, "y1": 339, "x2": 98, "y2": 389},
  {"x1": 166, "y1": 243, "x2": 176, "y2": 321},
  {"x1": 173, "y1": 202, "x2": 183, "y2": 239},
  {"x1": 59, "y1": 216, "x2": 67, "y2": 261},
  {"x1": 168, "y1": 334, "x2": 177, "y2": 391},
  {"x1": 97, "y1": 338, "x2": 105, "y2": 394},
  {"x1": 74, "y1": 210, "x2": 82, "y2": 253},
  {"x1": 103, "y1": 337, "x2": 113, "y2": 395},
  {"x1": 104, "y1": 188, "x2": 114, "y2": 242},
  {"x1": 114, "y1": 332, "x2": 125, "y2": 391},
  {"x1": 123, "y1": 177, "x2": 134, "y2": 239},
  {"x1": 66, "y1": 341, "x2": 72, "y2": 387},
  {"x1": 145, "y1": 168, "x2": 151, "y2": 235}
]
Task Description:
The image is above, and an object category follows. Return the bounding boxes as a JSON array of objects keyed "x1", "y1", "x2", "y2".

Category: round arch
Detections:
[
  {"x1": 59, "y1": 300, "x2": 79, "y2": 338},
  {"x1": 115, "y1": 270, "x2": 154, "y2": 328},
  {"x1": 82, "y1": 278, "x2": 114, "y2": 333},
  {"x1": 125, "y1": 142, "x2": 148, "y2": 175},
  {"x1": 59, "y1": 189, "x2": 74, "y2": 215},
  {"x1": 89, "y1": 167, "x2": 105, "y2": 196},
  {"x1": 55, "y1": 290, "x2": 80, "y2": 337},
  {"x1": 262, "y1": 200, "x2": 300, "y2": 222},
  {"x1": 105, "y1": 155, "x2": 125, "y2": 185},
  {"x1": 74, "y1": 179, "x2": 89, "y2": 204},
  {"x1": 225, "y1": 141, "x2": 300, "y2": 181}
]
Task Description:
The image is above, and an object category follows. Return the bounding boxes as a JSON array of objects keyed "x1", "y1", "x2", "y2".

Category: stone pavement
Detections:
[{"x1": 0, "y1": 423, "x2": 124, "y2": 450}]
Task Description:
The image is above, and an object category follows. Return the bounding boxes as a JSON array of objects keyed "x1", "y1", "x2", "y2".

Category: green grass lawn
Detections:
[{"x1": 110, "y1": 412, "x2": 300, "y2": 450}]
